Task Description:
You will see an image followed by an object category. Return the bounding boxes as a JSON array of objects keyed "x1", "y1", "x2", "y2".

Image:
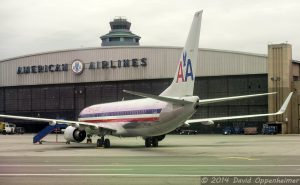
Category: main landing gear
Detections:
[
  {"x1": 86, "y1": 134, "x2": 92, "y2": 143},
  {"x1": 145, "y1": 137, "x2": 159, "y2": 147},
  {"x1": 96, "y1": 136, "x2": 110, "y2": 148},
  {"x1": 144, "y1": 135, "x2": 165, "y2": 147}
]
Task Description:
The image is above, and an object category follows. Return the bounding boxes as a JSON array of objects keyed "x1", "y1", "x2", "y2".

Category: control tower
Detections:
[{"x1": 100, "y1": 17, "x2": 141, "y2": 46}]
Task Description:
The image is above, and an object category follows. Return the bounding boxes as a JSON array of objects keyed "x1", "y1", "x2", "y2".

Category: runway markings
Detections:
[
  {"x1": 1, "y1": 174, "x2": 300, "y2": 177},
  {"x1": 224, "y1": 157, "x2": 258, "y2": 161},
  {"x1": 60, "y1": 169, "x2": 133, "y2": 171},
  {"x1": 1, "y1": 164, "x2": 300, "y2": 167}
]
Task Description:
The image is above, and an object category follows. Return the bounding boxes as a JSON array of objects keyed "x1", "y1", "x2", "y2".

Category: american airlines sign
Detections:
[{"x1": 16, "y1": 58, "x2": 147, "y2": 75}]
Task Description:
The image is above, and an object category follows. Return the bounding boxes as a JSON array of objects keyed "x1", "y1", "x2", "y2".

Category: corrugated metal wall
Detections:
[
  {"x1": 0, "y1": 46, "x2": 267, "y2": 87},
  {"x1": 0, "y1": 75, "x2": 268, "y2": 133}
]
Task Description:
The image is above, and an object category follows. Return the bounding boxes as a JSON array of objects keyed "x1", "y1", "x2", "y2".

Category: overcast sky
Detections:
[{"x1": 0, "y1": 0, "x2": 299, "y2": 60}]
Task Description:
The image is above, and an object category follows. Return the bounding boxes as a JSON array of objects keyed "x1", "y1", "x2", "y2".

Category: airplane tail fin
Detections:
[{"x1": 160, "y1": 10, "x2": 203, "y2": 97}]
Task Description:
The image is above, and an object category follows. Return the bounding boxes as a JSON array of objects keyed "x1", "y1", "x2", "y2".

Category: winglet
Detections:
[{"x1": 276, "y1": 92, "x2": 293, "y2": 114}]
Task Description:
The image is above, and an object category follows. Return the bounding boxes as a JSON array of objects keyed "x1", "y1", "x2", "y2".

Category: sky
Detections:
[{"x1": 0, "y1": 0, "x2": 299, "y2": 60}]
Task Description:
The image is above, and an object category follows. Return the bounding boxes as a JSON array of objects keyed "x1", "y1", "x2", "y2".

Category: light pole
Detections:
[
  {"x1": 270, "y1": 76, "x2": 281, "y2": 133},
  {"x1": 271, "y1": 76, "x2": 280, "y2": 118}
]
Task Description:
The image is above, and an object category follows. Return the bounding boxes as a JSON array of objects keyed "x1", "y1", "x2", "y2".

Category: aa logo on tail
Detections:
[{"x1": 176, "y1": 52, "x2": 194, "y2": 83}]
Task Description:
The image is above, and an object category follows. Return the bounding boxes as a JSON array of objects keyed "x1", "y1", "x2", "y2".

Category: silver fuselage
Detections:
[{"x1": 78, "y1": 96, "x2": 199, "y2": 137}]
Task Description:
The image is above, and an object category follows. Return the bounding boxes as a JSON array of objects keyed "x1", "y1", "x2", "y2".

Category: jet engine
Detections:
[{"x1": 64, "y1": 126, "x2": 86, "y2": 143}]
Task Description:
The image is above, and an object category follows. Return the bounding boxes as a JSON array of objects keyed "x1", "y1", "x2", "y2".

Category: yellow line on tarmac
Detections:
[
  {"x1": 60, "y1": 169, "x2": 133, "y2": 171},
  {"x1": 224, "y1": 157, "x2": 258, "y2": 161}
]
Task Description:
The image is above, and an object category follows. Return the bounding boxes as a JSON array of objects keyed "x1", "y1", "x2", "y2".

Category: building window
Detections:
[
  {"x1": 124, "y1": 37, "x2": 132, "y2": 42},
  {"x1": 112, "y1": 25, "x2": 126, "y2": 29},
  {"x1": 109, "y1": 37, "x2": 120, "y2": 42},
  {"x1": 293, "y1": 76, "x2": 299, "y2": 81}
]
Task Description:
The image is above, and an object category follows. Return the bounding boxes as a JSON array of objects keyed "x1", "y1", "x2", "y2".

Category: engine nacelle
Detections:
[
  {"x1": 201, "y1": 120, "x2": 214, "y2": 125},
  {"x1": 49, "y1": 121, "x2": 56, "y2": 126},
  {"x1": 64, "y1": 126, "x2": 86, "y2": 143}
]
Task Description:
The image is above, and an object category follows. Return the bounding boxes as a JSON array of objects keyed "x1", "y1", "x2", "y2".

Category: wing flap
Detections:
[{"x1": 197, "y1": 92, "x2": 276, "y2": 105}]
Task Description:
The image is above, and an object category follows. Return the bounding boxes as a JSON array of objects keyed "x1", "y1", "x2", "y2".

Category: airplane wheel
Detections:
[
  {"x1": 104, "y1": 139, "x2": 110, "y2": 148},
  {"x1": 96, "y1": 139, "x2": 103, "y2": 147},
  {"x1": 152, "y1": 138, "x2": 158, "y2": 147},
  {"x1": 145, "y1": 138, "x2": 151, "y2": 147},
  {"x1": 87, "y1": 138, "x2": 92, "y2": 143}
]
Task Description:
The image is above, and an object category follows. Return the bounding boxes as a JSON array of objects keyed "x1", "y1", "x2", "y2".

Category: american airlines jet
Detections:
[{"x1": 0, "y1": 11, "x2": 293, "y2": 148}]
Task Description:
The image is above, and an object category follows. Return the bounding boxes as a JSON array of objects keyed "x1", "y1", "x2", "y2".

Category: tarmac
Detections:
[{"x1": 0, "y1": 134, "x2": 300, "y2": 185}]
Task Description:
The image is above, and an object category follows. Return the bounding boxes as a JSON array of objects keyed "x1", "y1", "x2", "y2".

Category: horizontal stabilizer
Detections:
[
  {"x1": 123, "y1": 90, "x2": 193, "y2": 105},
  {"x1": 198, "y1": 92, "x2": 276, "y2": 105},
  {"x1": 186, "y1": 92, "x2": 293, "y2": 124}
]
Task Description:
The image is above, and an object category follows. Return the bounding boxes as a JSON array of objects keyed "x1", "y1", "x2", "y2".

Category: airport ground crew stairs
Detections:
[{"x1": 33, "y1": 124, "x2": 67, "y2": 144}]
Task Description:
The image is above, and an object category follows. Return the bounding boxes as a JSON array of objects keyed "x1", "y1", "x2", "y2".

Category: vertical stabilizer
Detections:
[{"x1": 160, "y1": 11, "x2": 202, "y2": 97}]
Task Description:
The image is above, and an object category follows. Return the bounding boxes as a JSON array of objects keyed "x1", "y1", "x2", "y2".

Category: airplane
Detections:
[{"x1": 0, "y1": 10, "x2": 293, "y2": 148}]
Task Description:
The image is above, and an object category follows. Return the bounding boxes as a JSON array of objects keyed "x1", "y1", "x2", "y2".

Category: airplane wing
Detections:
[
  {"x1": 0, "y1": 114, "x2": 116, "y2": 132},
  {"x1": 197, "y1": 92, "x2": 276, "y2": 105},
  {"x1": 186, "y1": 92, "x2": 293, "y2": 125},
  {"x1": 124, "y1": 90, "x2": 276, "y2": 106}
]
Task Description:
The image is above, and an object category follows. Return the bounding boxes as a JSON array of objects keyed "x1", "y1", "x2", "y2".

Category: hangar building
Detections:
[{"x1": 0, "y1": 18, "x2": 299, "y2": 134}]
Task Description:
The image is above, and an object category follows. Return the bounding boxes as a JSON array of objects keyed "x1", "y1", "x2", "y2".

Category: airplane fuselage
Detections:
[{"x1": 78, "y1": 97, "x2": 199, "y2": 137}]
